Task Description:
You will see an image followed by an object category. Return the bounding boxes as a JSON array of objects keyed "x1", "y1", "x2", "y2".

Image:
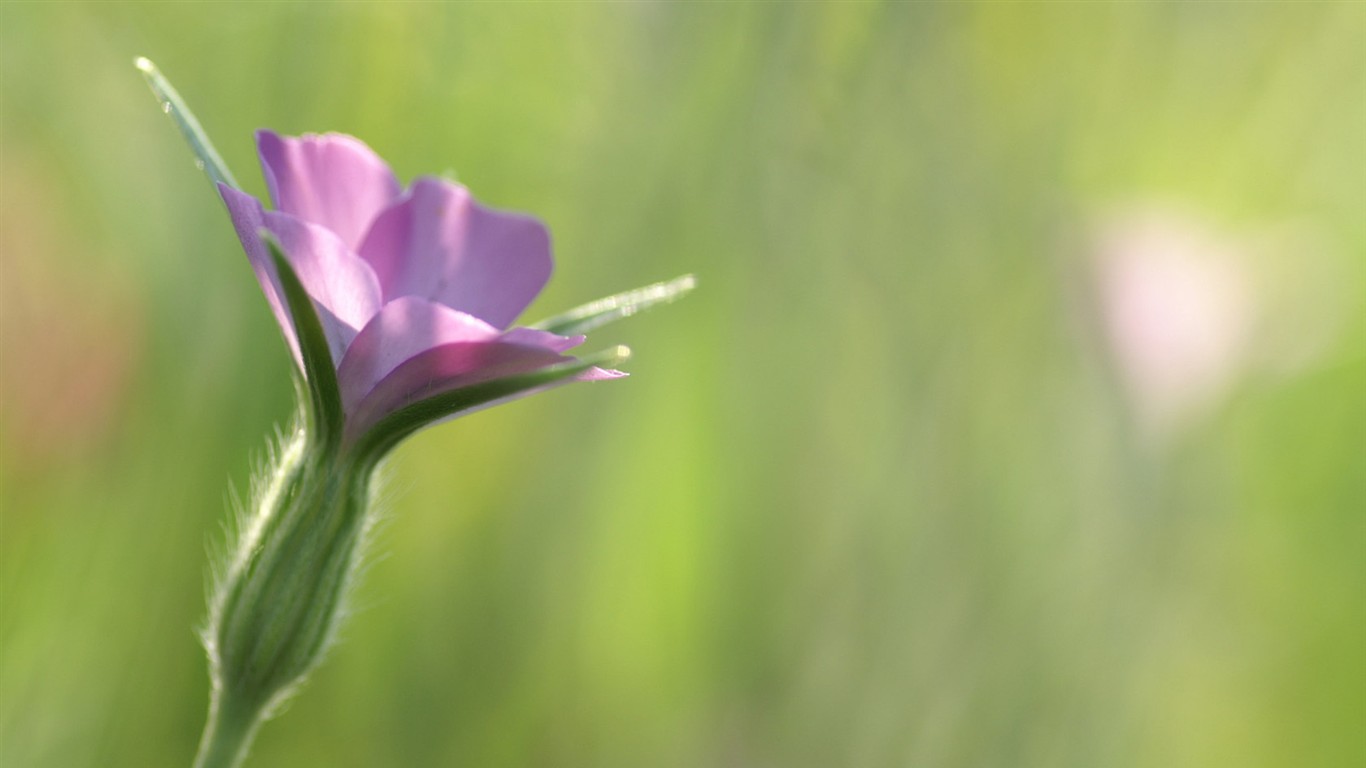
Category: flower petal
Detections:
[
  {"x1": 346, "y1": 347, "x2": 627, "y2": 460},
  {"x1": 334, "y1": 296, "x2": 502, "y2": 415},
  {"x1": 257, "y1": 130, "x2": 402, "y2": 251},
  {"x1": 347, "y1": 342, "x2": 621, "y2": 443},
  {"x1": 357, "y1": 177, "x2": 552, "y2": 328},
  {"x1": 336, "y1": 297, "x2": 605, "y2": 439},
  {"x1": 500, "y1": 326, "x2": 587, "y2": 354},
  {"x1": 219, "y1": 184, "x2": 383, "y2": 366}
]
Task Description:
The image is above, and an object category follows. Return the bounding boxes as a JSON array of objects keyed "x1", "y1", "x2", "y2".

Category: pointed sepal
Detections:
[
  {"x1": 531, "y1": 275, "x2": 695, "y2": 336},
  {"x1": 136, "y1": 56, "x2": 240, "y2": 190},
  {"x1": 262, "y1": 232, "x2": 344, "y2": 448}
]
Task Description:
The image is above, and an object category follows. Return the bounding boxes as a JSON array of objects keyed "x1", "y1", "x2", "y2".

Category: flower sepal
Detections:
[
  {"x1": 531, "y1": 274, "x2": 696, "y2": 336},
  {"x1": 136, "y1": 57, "x2": 239, "y2": 190},
  {"x1": 261, "y1": 232, "x2": 346, "y2": 453}
]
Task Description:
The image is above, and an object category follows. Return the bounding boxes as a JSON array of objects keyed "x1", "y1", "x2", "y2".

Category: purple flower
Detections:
[
  {"x1": 136, "y1": 58, "x2": 693, "y2": 768},
  {"x1": 218, "y1": 131, "x2": 622, "y2": 448}
]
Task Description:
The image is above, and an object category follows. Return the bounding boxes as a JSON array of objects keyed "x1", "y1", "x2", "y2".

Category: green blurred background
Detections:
[{"x1": 2, "y1": 3, "x2": 1363, "y2": 767}]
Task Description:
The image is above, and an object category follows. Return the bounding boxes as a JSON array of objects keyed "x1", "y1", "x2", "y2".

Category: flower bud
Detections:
[{"x1": 205, "y1": 427, "x2": 374, "y2": 721}]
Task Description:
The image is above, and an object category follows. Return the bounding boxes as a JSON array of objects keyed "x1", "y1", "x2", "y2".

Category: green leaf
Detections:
[
  {"x1": 349, "y1": 346, "x2": 631, "y2": 466},
  {"x1": 531, "y1": 275, "x2": 696, "y2": 337},
  {"x1": 135, "y1": 57, "x2": 240, "y2": 190},
  {"x1": 262, "y1": 233, "x2": 344, "y2": 448}
]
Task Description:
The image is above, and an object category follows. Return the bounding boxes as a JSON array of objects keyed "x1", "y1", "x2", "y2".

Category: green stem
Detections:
[{"x1": 191, "y1": 692, "x2": 263, "y2": 768}]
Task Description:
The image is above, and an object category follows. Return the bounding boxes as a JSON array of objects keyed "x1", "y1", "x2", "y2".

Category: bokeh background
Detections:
[{"x1": 2, "y1": 4, "x2": 1363, "y2": 767}]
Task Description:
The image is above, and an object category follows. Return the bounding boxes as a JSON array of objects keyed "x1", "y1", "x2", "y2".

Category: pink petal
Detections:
[
  {"x1": 337, "y1": 302, "x2": 607, "y2": 439},
  {"x1": 357, "y1": 177, "x2": 552, "y2": 328},
  {"x1": 501, "y1": 326, "x2": 587, "y2": 353},
  {"x1": 348, "y1": 338, "x2": 559, "y2": 432},
  {"x1": 219, "y1": 184, "x2": 383, "y2": 367},
  {"x1": 360, "y1": 361, "x2": 623, "y2": 438},
  {"x1": 346, "y1": 342, "x2": 621, "y2": 441},
  {"x1": 334, "y1": 296, "x2": 502, "y2": 415},
  {"x1": 257, "y1": 130, "x2": 403, "y2": 252}
]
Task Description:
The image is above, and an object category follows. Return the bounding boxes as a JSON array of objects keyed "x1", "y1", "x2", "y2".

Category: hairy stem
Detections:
[{"x1": 191, "y1": 692, "x2": 263, "y2": 768}]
